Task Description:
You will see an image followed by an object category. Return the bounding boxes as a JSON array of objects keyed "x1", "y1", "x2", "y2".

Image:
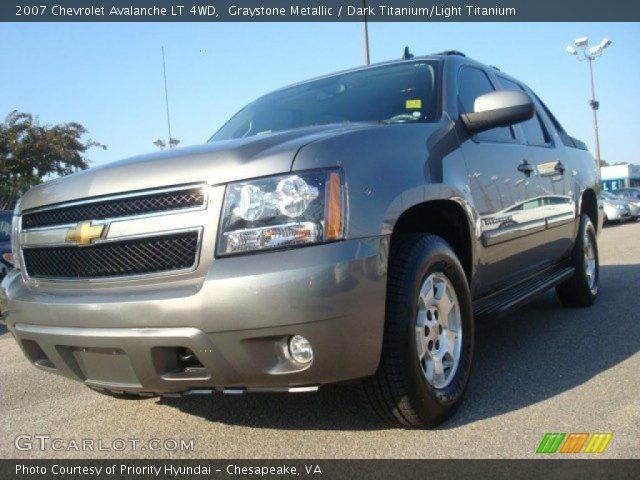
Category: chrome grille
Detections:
[
  {"x1": 22, "y1": 187, "x2": 205, "y2": 229},
  {"x1": 23, "y1": 231, "x2": 199, "y2": 279}
]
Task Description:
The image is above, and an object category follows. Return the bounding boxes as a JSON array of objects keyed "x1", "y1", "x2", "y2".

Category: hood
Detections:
[
  {"x1": 604, "y1": 199, "x2": 629, "y2": 207},
  {"x1": 19, "y1": 123, "x2": 381, "y2": 212}
]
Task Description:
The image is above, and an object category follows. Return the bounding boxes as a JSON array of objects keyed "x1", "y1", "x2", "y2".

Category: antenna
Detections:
[
  {"x1": 161, "y1": 46, "x2": 172, "y2": 142},
  {"x1": 155, "y1": 46, "x2": 180, "y2": 150},
  {"x1": 403, "y1": 46, "x2": 414, "y2": 60},
  {"x1": 362, "y1": 0, "x2": 370, "y2": 65}
]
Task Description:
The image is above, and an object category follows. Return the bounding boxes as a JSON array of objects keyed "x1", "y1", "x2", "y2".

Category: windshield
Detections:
[
  {"x1": 210, "y1": 61, "x2": 440, "y2": 141},
  {"x1": 0, "y1": 213, "x2": 11, "y2": 242},
  {"x1": 602, "y1": 192, "x2": 618, "y2": 201}
]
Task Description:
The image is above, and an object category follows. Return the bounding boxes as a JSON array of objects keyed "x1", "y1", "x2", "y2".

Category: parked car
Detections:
[
  {"x1": 0, "y1": 211, "x2": 13, "y2": 281},
  {"x1": 0, "y1": 51, "x2": 602, "y2": 427},
  {"x1": 613, "y1": 187, "x2": 640, "y2": 201},
  {"x1": 610, "y1": 188, "x2": 640, "y2": 218},
  {"x1": 602, "y1": 192, "x2": 634, "y2": 223}
]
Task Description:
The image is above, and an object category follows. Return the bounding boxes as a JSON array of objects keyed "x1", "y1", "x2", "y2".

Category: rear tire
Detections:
[
  {"x1": 363, "y1": 234, "x2": 474, "y2": 428},
  {"x1": 556, "y1": 214, "x2": 599, "y2": 307}
]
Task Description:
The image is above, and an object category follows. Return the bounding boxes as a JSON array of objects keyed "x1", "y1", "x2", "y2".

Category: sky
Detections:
[{"x1": 1, "y1": 22, "x2": 639, "y2": 168}]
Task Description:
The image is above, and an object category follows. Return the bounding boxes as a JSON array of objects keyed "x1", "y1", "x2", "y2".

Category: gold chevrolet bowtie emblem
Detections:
[{"x1": 65, "y1": 221, "x2": 105, "y2": 246}]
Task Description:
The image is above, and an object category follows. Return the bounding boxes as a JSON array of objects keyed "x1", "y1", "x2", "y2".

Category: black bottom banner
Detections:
[{"x1": 2, "y1": 459, "x2": 639, "y2": 480}]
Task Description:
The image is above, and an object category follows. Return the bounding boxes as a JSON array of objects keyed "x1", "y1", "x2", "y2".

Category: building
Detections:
[{"x1": 601, "y1": 164, "x2": 640, "y2": 191}]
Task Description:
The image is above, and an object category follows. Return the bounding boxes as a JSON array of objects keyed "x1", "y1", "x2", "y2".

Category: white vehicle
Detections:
[
  {"x1": 602, "y1": 193, "x2": 632, "y2": 224},
  {"x1": 610, "y1": 189, "x2": 640, "y2": 219}
]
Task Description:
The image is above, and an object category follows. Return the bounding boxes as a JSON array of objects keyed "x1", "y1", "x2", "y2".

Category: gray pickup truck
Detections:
[{"x1": 1, "y1": 51, "x2": 601, "y2": 427}]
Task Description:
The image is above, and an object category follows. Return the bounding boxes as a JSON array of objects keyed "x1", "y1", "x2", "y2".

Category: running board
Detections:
[{"x1": 473, "y1": 265, "x2": 574, "y2": 319}]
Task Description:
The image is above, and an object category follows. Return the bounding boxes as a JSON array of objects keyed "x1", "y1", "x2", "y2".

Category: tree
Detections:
[
  {"x1": 0, "y1": 111, "x2": 105, "y2": 210},
  {"x1": 600, "y1": 159, "x2": 632, "y2": 167}
]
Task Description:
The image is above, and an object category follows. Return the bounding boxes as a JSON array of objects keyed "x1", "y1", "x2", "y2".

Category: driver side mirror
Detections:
[{"x1": 461, "y1": 90, "x2": 535, "y2": 133}]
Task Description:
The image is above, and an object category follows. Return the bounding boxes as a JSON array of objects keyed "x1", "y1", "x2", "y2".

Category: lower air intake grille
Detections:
[{"x1": 23, "y1": 231, "x2": 199, "y2": 279}]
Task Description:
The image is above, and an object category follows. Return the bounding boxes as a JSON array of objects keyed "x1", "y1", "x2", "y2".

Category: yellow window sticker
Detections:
[{"x1": 406, "y1": 99, "x2": 422, "y2": 109}]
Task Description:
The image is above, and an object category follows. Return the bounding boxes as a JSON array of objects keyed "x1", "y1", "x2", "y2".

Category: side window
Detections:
[
  {"x1": 458, "y1": 67, "x2": 514, "y2": 143},
  {"x1": 532, "y1": 92, "x2": 580, "y2": 148},
  {"x1": 498, "y1": 77, "x2": 550, "y2": 146},
  {"x1": 535, "y1": 95, "x2": 567, "y2": 134},
  {"x1": 623, "y1": 189, "x2": 640, "y2": 200}
]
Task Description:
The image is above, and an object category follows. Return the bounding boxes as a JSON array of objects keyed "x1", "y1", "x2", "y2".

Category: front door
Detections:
[{"x1": 456, "y1": 65, "x2": 551, "y2": 297}]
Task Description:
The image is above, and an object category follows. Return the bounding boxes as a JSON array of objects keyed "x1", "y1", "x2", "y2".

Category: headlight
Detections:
[
  {"x1": 11, "y1": 199, "x2": 21, "y2": 269},
  {"x1": 217, "y1": 169, "x2": 344, "y2": 256}
]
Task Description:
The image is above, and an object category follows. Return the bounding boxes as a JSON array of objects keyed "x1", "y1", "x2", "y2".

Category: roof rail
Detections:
[
  {"x1": 490, "y1": 65, "x2": 501, "y2": 71},
  {"x1": 437, "y1": 50, "x2": 466, "y2": 57}
]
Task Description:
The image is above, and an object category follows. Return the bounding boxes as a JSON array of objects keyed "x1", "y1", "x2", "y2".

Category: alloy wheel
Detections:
[
  {"x1": 415, "y1": 272, "x2": 463, "y2": 389},
  {"x1": 584, "y1": 230, "x2": 598, "y2": 294}
]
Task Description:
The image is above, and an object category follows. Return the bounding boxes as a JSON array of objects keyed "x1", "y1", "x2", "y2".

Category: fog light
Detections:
[{"x1": 288, "y1": 335, "x2": 313, "y2": 364}]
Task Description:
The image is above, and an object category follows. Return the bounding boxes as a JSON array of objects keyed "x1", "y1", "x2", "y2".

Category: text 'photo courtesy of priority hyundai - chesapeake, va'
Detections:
[{"x1": 1, "y1": 1, "x2": 639, "y2": 478}]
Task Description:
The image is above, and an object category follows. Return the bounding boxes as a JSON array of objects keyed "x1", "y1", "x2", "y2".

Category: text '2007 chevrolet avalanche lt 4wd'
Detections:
[{"x1": 1, "y1": 51, "x2": 602, "y2": 428}]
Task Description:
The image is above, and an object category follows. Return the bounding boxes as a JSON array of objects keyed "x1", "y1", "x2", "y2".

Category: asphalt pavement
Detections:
[{"x1": 1, "y1": 221, "x2": 639, "y2": 458}]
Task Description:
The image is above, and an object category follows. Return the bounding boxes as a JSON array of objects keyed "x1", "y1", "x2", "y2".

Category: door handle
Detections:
[
  {"x1": 518, "y1": 159, "x2": 534, "y2": 177},
  {"x1": 554, "y1": 161, "x2": 566, "y2": 174}
]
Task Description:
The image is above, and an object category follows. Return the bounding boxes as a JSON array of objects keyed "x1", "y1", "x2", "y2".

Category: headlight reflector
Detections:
[
  {"x1": 235, "y1": 184, "x2": 265, "y2": 221},
  {"x1": 224, "y1": 222, "x2": 319, "y2": 254},
  {"x1": 218, "y1": 169, "x2": 344, "y2": 256},
  {"x1": 275, "y1": 175, "x2": 318, "y2": 217}
]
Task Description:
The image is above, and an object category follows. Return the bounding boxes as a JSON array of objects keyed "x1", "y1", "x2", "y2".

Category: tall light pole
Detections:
[
  {"x1": 154, "y1": 46, "x2": 180, "y2": 150},
  {"x1": 565, "y1": 36, "x2": 612, "y2": 165},
  {"x1": 362, "y1": 0, "x2": 370, "y2": 65}
]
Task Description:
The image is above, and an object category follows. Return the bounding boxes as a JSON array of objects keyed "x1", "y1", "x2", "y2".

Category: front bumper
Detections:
[
  {"x1": 604, "y1": 207, "x2": 629, "y2": 222},
  {"x1": 3, "y1": 237, "x2": 388, "y2": 394}
]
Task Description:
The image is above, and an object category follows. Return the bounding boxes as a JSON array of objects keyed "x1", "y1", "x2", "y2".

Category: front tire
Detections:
[
  {"x1": 556, "y1": 214, "x2": 599, "y2": 307},
  {"x1": 363, "y1": 234, "x2": 474, "y2": 428}
]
